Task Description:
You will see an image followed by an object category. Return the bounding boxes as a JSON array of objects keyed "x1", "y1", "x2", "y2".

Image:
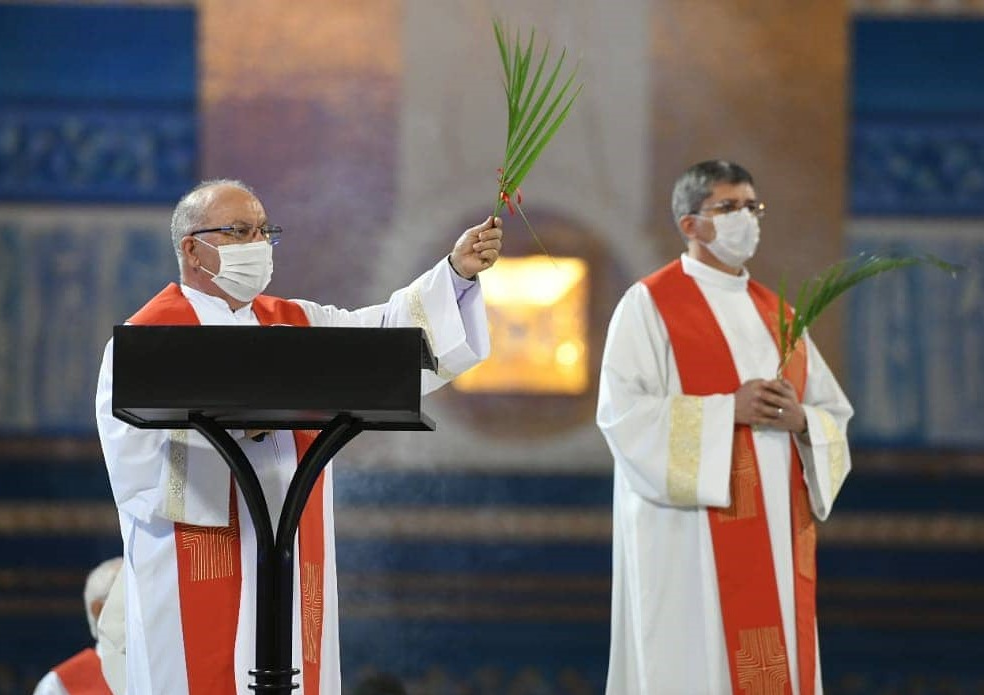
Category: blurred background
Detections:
[{"x1": 1, "y1": 0, "x2": 983, "y2": 693}]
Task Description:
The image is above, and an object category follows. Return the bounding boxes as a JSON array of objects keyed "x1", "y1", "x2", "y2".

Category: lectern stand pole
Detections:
[{"x1": 189, "y1": 411, "x2": 364, "y2": 694}]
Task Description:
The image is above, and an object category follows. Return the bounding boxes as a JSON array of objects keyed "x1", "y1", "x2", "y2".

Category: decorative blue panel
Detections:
[
  {"x1": 852, "y1": 20, "x2": 984, "y2": 117},
  {"x1": 851, "y1": 19, "x2": 984, "y2": 216},
  {"x1": 0, "y1": 5, "x2": 196, "y2": 103},
  {"x1": 0, "y1": 4, "x2": 196, "y2": 202},
  {"x1": 846, "y1": 225, "x2": 984, "y2": 447},
  {"x1": 0, "y1": 106, "x2": 196, "y2": 203},
  {"x1": 0, "y1": 210, "x2": 175, "y2": 434},
  {"x1": 851, "y1": 120, "x2": 984, "y2": 216}
]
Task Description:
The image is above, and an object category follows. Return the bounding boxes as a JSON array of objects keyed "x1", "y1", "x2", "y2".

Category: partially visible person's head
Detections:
[
  {"x1": 353, "y1": 673, "x2": 408, "y2": 695},
  {"x1": 84, "y1": 556, "x2": 123, "y2": 639},
  {"x1": 671, "y1": 160, "x2": 755, "y2": 226}
]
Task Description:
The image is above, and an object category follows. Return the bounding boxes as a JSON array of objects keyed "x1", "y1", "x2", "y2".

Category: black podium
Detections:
[{"x1": 112, "y1": 325, "x2": 438, "y2": 693}]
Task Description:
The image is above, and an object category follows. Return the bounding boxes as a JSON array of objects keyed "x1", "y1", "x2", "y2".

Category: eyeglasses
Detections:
[
  {"x1": 695, "y1": 200, "x2": 766, "y2": 219},
  {"x1": 189, "y1": 224, "x2": 283, "y2": 245}
]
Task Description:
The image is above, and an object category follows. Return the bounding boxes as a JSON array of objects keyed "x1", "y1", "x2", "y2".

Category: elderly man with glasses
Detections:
[
  {"x1": 597, "y1": 160, "x2": 853, "y2": 695},
  {"x1": 95, "y1": 179, "x2": 503, "y2": 695}
]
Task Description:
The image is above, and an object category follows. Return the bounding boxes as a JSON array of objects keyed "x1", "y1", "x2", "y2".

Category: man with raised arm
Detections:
[{"x1": 95, "y1": 179, "x2": 503, "y2": 695}]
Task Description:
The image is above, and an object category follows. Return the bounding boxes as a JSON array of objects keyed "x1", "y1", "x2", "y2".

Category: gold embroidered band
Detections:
[
  {"x1": 163, "y1": 429, "x2": 188, "y2": 522},
  {"x1": 818, "y1": 410, "x2": 847, "y2": 499},
  {"x1": 667, "y1": 395, "x2": 702, "y2": 505}
]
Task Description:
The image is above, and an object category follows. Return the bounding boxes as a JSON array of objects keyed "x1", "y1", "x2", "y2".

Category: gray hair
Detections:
[
  {"x1": 670, "y1": 160, "x2": 754, "y2": 224},
  {"x1": 170, "y1": 178, "x2": 256, "y2": 263},
  {"x1": 84, "y1": 556, "x2": 122, "y2": 639}
]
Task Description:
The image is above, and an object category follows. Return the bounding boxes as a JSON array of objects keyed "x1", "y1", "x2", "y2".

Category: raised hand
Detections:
[{"x1": 449, "y1": 217, "x2": 503, "y2": 279}]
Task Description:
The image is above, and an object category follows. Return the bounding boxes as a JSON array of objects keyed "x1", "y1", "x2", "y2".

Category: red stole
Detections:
[
  {"x1": 52, "y1": 647, "x2": 112, "y2": 695},
  {"x1": 128, "y1": 283, "x2": 326, "y2": 695},
  {"x1": 643, "y1": 260, "x2": 816, "y2": 695}
]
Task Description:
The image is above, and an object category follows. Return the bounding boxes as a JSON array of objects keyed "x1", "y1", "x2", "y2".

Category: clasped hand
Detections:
[{"x1": 734, "y1": 378, "x2": 807, "y2": 433}]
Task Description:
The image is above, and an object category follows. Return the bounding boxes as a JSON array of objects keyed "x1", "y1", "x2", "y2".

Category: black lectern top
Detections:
[{"x1": 112, "y1": 325, "x2": 437, "y2": 430}]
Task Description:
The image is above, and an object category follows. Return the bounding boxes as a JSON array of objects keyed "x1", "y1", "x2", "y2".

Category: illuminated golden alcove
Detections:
[{"x1": 454, "y1": 255, "x2": 589, "y2": 395}]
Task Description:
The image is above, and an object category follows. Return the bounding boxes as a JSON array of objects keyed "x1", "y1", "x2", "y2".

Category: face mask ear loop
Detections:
[
  {"x1": 193, "y1": 235, "x2": 218, "y2": 251},
  {"x1": 191, "y1": 236, "x2": 219, "y2": 278}
]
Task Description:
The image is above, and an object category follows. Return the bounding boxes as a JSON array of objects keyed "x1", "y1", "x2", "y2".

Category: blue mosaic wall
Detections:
[
  {"x1": 0, "y1": 2, "x2": 193, "y2": 433},
  {"x1": 851, "y1": 19, "x2": 984, "y2": 217},
  {"x1": 0, "y1": 4, "x2": 194, "y2": 682},
  {"x1": 0, "y1": 3, "x2": 196, "y2": 203},
  {"x1": 847, "y1": 18, "x2": 984, "y2": 449},
  {"x1": 3, "y1": 466, "x2": 983, "y2": 694},
  {"x1": 845, "y1": 229, "x2": 984, "y2": 448},
  {"x1": 852, "y1": 119, "x2": 984, "y2": 217},
  {"x1": 0, "y1": 213, "x2": 175, "y2": 433},
  {"x1": 2, "y1": 9, "x2": 984, "y2": 695}
]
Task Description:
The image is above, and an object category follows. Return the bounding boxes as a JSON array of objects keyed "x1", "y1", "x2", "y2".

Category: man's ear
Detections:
[
  {"x1": 180, "y1": 237, "x2": 198, "y2": 267},
  {"x1": 89, "y1": 599, "x2": 105, "y2": 624},
  {"x1": 678, "y1": 214, "x2": 698, "y2": 241}
]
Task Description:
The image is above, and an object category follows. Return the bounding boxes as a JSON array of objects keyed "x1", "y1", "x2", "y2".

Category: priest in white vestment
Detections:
[
  {"x1": 597, "y1": 161, "x2": 852, "y2": 695},
  {"x1": 95, "y1": 179, "x2": 503, "y2": 695}
]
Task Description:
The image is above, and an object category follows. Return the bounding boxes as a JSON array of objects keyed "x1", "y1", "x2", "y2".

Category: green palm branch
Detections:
[
  {"x1": 492, "y1": 18, "x2": 582, "y2": 256},
  {"x1": 776, "y1": 253, "x2": 962, "y2": 376}
]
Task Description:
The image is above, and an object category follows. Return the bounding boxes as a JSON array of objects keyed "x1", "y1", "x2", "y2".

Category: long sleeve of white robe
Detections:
[
  {"x1": 94, "y1": 257, "x2": 489, "y2": 695},
  {"x1": 597, "y1": 255, "x2": 853, "y2": 695}
]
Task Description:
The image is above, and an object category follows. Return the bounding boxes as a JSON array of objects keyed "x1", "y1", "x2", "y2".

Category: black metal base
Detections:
[
  {"x1": 190, "y1": 412, "x2": 363, "y2": 695},
  {"x1": 249, "y1": 667, "x2": 300, "y2": 691}
]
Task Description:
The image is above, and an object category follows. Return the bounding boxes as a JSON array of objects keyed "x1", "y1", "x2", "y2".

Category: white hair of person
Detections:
[
  {"x1": 169, "y1": 178, "x2": 257, "y2": 264},
  {"x1": 84, "y1": 556, "x2": 123, "y2": 639}
]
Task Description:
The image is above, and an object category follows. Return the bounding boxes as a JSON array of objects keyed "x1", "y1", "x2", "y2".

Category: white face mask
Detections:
[
  {"x1": 700, "y1": 208, "x2": 761, "y2": 268},
  {"x1": 195, "y1": 237, "x2": 273, "y2": 302}
]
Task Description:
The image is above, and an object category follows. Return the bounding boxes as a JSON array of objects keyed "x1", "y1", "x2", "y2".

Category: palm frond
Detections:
[
  {"x1": 513, "y1": 200, "x2": 555, "y2": 266},
  {"x1": 778, "y1": 274, "x2": 789, "y2": 363},
  {"x1": 776, "y1": 253, "x2": 961, "y2": 375},
  {"x1": 492, "y1": 18, "x2": 581, "y2": 220}
]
